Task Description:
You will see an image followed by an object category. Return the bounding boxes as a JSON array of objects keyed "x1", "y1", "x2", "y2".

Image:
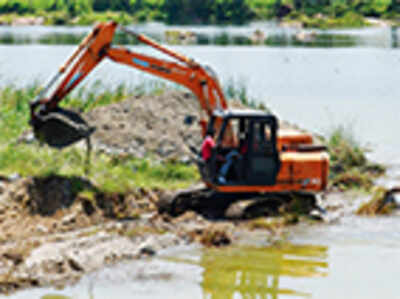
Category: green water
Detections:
[
  {"x1": 200, "y1": 245, "x2": 328, "y2": 299},
  {"x1": 34, "y1": 243, "x2": 328, "y2": 299}
]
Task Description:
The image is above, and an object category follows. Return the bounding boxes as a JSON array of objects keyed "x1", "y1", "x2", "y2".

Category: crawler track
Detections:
[{"x1": 158, "y1": 186, "x2": 319, "y2": 219}]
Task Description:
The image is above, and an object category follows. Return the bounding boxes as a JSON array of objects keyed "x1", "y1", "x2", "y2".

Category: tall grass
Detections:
[
  {"x1": 326, "y1": 125, "x2": 385, "y2": 191},
  {"x1": 224, "y1": 78, "x2": 270, "y2": 112}
]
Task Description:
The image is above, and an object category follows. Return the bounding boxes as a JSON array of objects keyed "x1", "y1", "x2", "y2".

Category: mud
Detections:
[{"x1": 0, "y1": 174, "x2": 325, "y2": 294}]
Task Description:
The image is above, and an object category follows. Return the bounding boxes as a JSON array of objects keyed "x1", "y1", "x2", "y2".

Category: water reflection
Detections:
[
  {"x1": 201, "y1": 244, "x2": 328, "y2": 299},
  {"x1": 0, "y1": 25, "x2": 398, "y2": 48},
  {"x1": 41, "y1": 295, "x2": 72, "y2": 299}
]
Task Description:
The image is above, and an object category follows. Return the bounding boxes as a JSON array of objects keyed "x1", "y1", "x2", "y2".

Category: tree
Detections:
[
  {"x1": 359, "y1": 0, "x2": 391, "y2": 16},
  {"x1": 163, "y1": 0, "x2": 214, "y2": 24},
  {"x1": 328, "y1": 0, "x2": 350, "y2": 17},
  {"x1": 93, "y1": 0, "x2": 111, "y2": 11},
  {"x1": 67, "y1": 0, "x2": 92, "y2": 16},
  {"x1": 215, "y1": 0, "x2": 253, "y2": 24}
]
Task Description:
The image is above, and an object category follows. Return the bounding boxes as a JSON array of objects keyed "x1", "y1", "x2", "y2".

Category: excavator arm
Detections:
[{"x1": 30, "y1": 21, "x2": 227, "y2": 148}]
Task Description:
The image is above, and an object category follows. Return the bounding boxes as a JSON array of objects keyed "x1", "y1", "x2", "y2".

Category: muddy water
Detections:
[{"x1": 5, "y1": 215, "x2": 400, "y2": 299}]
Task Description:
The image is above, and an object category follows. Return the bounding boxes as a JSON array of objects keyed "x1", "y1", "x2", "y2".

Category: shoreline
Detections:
[
  {"x1": 0, "y1": 14, "x2": 397, "y2": 29},
  {"x1": 0, "y1": 83, "x2": 396, "y2": 295}
]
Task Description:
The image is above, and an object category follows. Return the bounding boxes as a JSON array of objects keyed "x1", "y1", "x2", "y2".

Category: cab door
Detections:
[{"x1": 245, "y1": 116, "x2": 280, "y2": 186}]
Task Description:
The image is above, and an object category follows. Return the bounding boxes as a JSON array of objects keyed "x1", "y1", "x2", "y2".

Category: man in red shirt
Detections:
[
  {"x1": 201, "y1": 129, "x2": 239, "y2": 185},
  {"x1": 201, "y1": 129, "x2": 216, "y2": 162}
]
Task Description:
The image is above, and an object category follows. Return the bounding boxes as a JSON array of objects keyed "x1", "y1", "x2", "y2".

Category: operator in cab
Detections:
[{"x1": 201, "y1": 129, "x2": 216, "y2": 163}]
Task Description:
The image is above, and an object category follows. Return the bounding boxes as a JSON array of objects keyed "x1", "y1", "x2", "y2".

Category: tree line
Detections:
[{"x1": 1, "y1": 0, "x2": 399, "y2": 25}]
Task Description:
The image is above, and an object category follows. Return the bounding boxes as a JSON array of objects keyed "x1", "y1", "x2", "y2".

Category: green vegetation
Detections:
[
  {"x1": 224, "y1": 79, "x2": 270, "y2": 112},
  {"x1": 1, "y1": 0, "x2": 400, "y2": 27},
  {"x1": 0, "y1": 82, "x2": 198, "y2": 193},
  {"x1": 326, "y1": 125, "x2": 385, "y2": 191},
  {"x1": 0, "y1": 80, "x2": 385, "y2": 194},
  {"x1": 357, "y1": 186, "x2": 396, "y2": 215}
]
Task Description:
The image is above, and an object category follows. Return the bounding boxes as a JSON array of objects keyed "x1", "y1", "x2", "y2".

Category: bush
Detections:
[{"x1": 326, "y1": 125, "x2": 385, "y2": 191}]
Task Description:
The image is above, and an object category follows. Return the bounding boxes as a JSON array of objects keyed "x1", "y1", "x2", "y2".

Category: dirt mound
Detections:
[
  {"x1": 84, "y1": 90, "x2": 307, "y2": 161},
  {"x1": 85, "y1": 90, "x2": 204, "y2": 161}
]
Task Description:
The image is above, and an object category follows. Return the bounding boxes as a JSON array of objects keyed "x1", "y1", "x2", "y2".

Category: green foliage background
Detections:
[{"x1": 1, "y1": 0, "x2": 399, "y2": 25}]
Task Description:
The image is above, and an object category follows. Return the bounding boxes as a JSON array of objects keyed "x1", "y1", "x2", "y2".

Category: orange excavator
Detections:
[{"x1": 29, "y1": 22, "x2": 329, "y2": 213}]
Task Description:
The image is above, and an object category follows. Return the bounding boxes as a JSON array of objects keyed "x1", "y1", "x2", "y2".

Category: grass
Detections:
[
  {"x1": 224, "y1": 78, "x2": 270, "y2": 112},
  {"x1": 283, "y1": 11, "x2": 370, "y2": 29},
  {"x1": 0, "y1": 11, "x2": 135, "y2": 26},
  {"x1": 356, "y1": 186, "x2": 396, "y2": 216},
  {"x1": 325, "y1": 125, "x2": 385, "y2": 191},
  {"x1": 0, "y1": 82, "x2": 198, "y2": 193},
  {"x1": 0, "y1": 144, "x2": 198, "y2": 192}
]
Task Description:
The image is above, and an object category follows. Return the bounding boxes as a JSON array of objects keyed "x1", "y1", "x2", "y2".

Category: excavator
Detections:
[{"x1": 29, "y1": 21, "x2": 329, "y2": 215}]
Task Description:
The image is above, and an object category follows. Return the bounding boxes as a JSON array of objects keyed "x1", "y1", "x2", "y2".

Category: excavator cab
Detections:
[{"x1": 200, "y1": 109, "x2": 281, "y2": 188}]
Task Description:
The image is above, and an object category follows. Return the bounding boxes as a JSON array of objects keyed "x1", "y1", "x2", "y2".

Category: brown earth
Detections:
[
  {"x1": 85, "y1": 91, "x2": 204, "y2": 161},
  {"x1": 85, "y1": 90, "x2": 299, "y2": 161},
  {"x1": 0, "y1": 174, "x2": 322, "y2": 294}
]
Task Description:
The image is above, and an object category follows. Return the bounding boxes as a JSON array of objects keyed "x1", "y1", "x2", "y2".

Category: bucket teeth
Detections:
[{"x1": 32, "y1": 108, "x2": 95, "y2": 149}]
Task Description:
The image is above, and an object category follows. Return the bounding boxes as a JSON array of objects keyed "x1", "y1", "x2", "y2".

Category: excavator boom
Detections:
[{"x1": 30, "y1": 21, "x2": 227, "y2": 147}]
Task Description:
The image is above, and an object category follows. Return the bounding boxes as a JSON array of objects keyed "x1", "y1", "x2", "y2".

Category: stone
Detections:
[
  {"x1": 61, "y1": 214, "x2": 76, "y2": 226},
  {"x1": 36, "y1": 225, "x2": 49, "y2": 234},
  {"x1": 8, "y1": 173, "x2": 20, "y2": 182},
  {"x1": 0, "y1": 182, "x2": 6, "y2": 194}
]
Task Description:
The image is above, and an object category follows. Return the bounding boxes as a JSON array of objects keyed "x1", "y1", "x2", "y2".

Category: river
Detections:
[{"x1": 0, "y1": 24, "x2": 399, "y2": 299}]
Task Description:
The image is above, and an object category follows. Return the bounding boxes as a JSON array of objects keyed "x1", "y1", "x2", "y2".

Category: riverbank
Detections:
[
  {"x1": 0, "y1": 82, "x2": 397, "y2": 294},
  {"x1": 0, "y1": 12, "x2": 398, "y2": 29}
]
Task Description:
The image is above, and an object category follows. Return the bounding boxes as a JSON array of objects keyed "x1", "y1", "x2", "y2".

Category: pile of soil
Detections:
[
  {"x1": 85, "y1": 91, "x2": 205, "y2": 161},
  {"x1": 84, "y1": 90, "x2": 306, "y2": 161}
]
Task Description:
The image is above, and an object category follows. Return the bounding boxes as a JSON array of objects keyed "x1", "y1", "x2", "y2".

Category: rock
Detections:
[
  {"x1": 67, "y1": 258, "x2": 84, "y2": 272},
  {"x1": 197, "y1": 224, "x2": 232, "y2": 247},
  {"x1": 309, "y1": 209, "x2": 323, "y2": 221},
  {"x1": 0, "y1": 182, "x2": 6, "y2": 194},
  {"x1": 8, "y1": 173, "x2": 20, "y2": 182},
  {"x1": 139, "y1": 246, "x2": 156, "y2": 256},
  {"x1": 179, "y1": 155, "x2": 192, "y2": 164},
  {"x1": 3, "y1": 253, "x2": 23, "y2": 266},
  {"x1": 138, "y1": 236, "x2": 157, "y2": 257},
  {"x1": 36, "y1": 225, "x2": 49, "y2": 234},
  {"x1": 61, "y1": 214, "x2": 76, "y2": 226},
  {"x1": 17, "y1": 132, "x2": 36, "y2": 145}
]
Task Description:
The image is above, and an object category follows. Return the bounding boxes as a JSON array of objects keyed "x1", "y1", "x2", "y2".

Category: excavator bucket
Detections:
[{"x1": 32, "y1": 108, "x2": 95, "y2": 149}]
